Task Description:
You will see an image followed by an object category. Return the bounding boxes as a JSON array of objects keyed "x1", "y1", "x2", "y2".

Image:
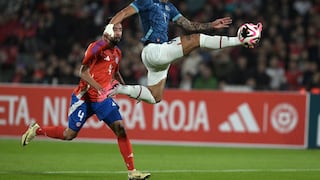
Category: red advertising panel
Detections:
[{"x1": 0, "y1": 85, "x2": 307, "y2": 148}]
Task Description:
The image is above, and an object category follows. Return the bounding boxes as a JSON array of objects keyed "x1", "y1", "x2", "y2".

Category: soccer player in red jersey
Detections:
[{"x1": 21, "y1": 22, "x2": 151, "y2": 180}]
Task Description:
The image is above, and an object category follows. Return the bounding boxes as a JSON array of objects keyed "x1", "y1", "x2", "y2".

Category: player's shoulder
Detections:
[
  {"x1": 87, "y1": 39, "x2": 106, "y2": 48},
  {"x1": 131, "y1": 0, "x2": 154, "y2": 10},
  {"x1": 94, "y1": 39, "x2": 107, "y2": 46}
]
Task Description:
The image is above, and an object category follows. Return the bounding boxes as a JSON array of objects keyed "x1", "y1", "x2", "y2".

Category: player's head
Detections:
[
  {"x1": 110, "y1": 23, "x2": 122, "y2": 44},
  {"x1": 104, "y1": 17, "x2": 123, "y2": 45}
]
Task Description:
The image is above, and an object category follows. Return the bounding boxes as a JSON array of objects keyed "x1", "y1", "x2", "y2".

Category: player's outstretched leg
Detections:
[
  {"x1": 21, "y1": 121, "x2": 40, "y2": 146},
  {"x1": 128, "y1": 169, "x2": 151, "y2": 180},
  {"x1": 198, "y1": 22, "x2": 263, "y2": 50},
  {"x1": 109, "y1": 84, "x2": 156, "y2": 104}
]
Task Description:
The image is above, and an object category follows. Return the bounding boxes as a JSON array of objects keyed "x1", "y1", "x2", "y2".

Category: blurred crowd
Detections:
[{"x1": 0, "y1": 0, "x2": 320, "y2": 92}]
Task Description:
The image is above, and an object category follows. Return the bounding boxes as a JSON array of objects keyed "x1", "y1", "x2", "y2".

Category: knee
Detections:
[
  {"x1": 116, "y1": 125, "x2": 127, "y2": 138},
  {"x1": 154, "y1": 96, "x2": 162, "y2": 103},
  {"x1": 181, "y1": 34, "x2": 200, "y2": 54}
]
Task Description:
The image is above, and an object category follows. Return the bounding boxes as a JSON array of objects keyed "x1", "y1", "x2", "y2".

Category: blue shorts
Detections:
[{"x1": 68, "y1": 94, "x2": 122, "y2": 132}]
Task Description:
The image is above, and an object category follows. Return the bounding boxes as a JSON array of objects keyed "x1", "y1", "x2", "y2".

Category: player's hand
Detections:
[
  {"x1": 98, "y1": 80, "x2": 120, "y2": 99},
  {"x1": 103, "y1": 24, "x2": 114, "y2": 37},
  {"x1": 107, "y1": 79, "x2": 120, "y2": 97},
  {"x1": 212, "y1": 17, "x2": 232, "y2": 29}
]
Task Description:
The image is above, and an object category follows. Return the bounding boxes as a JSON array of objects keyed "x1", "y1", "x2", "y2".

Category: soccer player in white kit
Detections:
[{"x1": 104, "y1": 0, "x2": 262, "y2": 104}]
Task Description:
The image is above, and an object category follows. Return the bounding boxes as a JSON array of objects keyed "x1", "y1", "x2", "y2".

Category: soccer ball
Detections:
[{"x1": 237, "y1": 22, "x2": 262, "y2": 48}]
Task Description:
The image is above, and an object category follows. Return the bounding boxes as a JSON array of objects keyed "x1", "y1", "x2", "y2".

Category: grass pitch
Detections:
[{"x1": 0, "y1": 139, "x2": 320, "y2": 180}]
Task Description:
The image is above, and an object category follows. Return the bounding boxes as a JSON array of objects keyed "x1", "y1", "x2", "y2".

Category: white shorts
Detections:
[{"x1": 141, "y1": 37, "x2": 183, "y2": 86}]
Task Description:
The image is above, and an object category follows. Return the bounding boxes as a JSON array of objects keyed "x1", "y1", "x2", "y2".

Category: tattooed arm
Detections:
[{"x1": 175, "y1": 16, "x2": 232, "y2": 32}]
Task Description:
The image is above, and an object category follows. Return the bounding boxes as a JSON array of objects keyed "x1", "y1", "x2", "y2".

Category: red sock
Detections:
[
  {"x1": 117, "y1": 136, "x2": 135, "y2": 170},
  {"x1": 36, "y1": 126, "x2": 65, "y2": 140}
]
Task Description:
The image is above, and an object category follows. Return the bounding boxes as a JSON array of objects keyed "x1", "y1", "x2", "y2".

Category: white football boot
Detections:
[
  {"x1": 128, "y1": 169, "x2": 151, "y2": 180},
  {"x1": 21, "y1": 122, "x2": 40, "y2": 146}
]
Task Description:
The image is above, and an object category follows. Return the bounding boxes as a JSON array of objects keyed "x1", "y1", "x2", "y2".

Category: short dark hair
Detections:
[{"x1": 106, "y1": 17, "x2": 113, "y2": 24}]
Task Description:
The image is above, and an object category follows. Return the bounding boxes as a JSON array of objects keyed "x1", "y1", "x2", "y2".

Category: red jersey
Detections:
[{"x1": 74, "y1": 40, "x2": 122, "y2": 102}]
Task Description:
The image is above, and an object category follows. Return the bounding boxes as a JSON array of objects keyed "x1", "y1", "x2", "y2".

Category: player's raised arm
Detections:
[
  {"x1": 110, "y1": 5, "x2": 137, "y2": 25},
  {"x1": 104, "y1": 5, "x2": 137, "y2": 37},
  {"x1": 175, "y1": 16, "x2": 232, "y2": 32}
]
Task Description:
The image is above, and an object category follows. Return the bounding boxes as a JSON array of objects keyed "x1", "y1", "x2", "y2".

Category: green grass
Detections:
[{"x1": 1, "y1": 139, "x2": 320, "y2": 180}]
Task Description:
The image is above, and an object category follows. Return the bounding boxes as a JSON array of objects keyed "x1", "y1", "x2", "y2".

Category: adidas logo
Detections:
[
  {"x1": 104, "y1": 56, "x2": 110, "y2": 61},
  {"x1": 219, "y1": 103, "x2": 260, "y2": 133}
]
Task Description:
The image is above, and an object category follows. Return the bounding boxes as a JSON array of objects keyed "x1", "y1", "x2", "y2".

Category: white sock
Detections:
[
  {"x1": 199, "y1": 34, "x2": 241, "y2": 49},
  {"x1": 117, "y1": 85, "x2": 156, "y2": 104}
]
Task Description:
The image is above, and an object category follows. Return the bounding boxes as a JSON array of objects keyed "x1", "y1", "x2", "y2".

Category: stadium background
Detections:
[{"x1": 0, "y1": 0, "x2": 319, "y2": 92}]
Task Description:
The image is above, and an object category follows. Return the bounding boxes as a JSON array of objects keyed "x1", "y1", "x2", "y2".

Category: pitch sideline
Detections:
[{"x1": 1, "y1": 168, "x2": 320, "y2": 174}]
